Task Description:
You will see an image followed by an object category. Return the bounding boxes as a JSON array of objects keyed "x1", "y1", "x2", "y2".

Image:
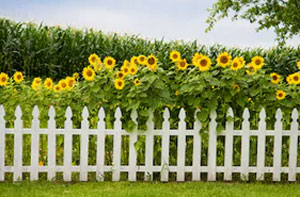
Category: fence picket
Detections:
[
  {"x1": 177, "y1": 108, "x2": 186, "y2": 181},
  {"x1": 96, "y1": 107, "x2": 105, "y2": 181},
  {"x1": 129, "y1": 109, "x2": 138, "y2": 182},
  {"x1": 63, "y1": 107, "x2": 73, "y2": 182},
  {"x1": 288, "y1": 108, "x2": 298, "y2": 181},
  {"x1": 145, "y1": 109, "x2": 154, "y2": 181},
  {"x1": 30, "y1": 106, "x2": 40, "y2": 181},
  {"x1": 273, "y1": 109, "x2": 283, "y2": 181},
  {"x1": 207, "y1": 110, "x2": 217, "y2": 181},
  {"x1": 241, "y1": 108, "x2": 250, "y2": 181},
  {"x1": 161, "y1": 108, "x2": 170, "y2": 182},
  {"x1": 13, "y1": 105, "x2": 23, "y2": 181},
  {"x1": 257, "y1": 108, "x2": 266, "y2": 181},
  {"x1": 224, "y1": 108, "x2": 234, "y2": 181},
  {"x1": 47, "y1": 106, "x2": 56, "y2": 181},
  {"x1": 0, "y1": 105, "x2": 5, "y2": 181},
  {"x1": 192, "y1": 109, "x2": 201, "y2": 181},
  {"x1": 112, "y1": 107, "x2": 122, "y2": 181},
  {"x1": 80, "y1": 107, "x2": 89, "y2": 181}
]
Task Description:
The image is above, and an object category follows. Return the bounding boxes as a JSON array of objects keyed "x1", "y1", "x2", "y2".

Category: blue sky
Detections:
[{"x1": 1, "y1": 0, "x2": 300, "y2": 48}]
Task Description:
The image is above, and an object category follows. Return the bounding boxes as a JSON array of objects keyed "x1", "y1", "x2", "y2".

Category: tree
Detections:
[{"x1": 206, "y1": 0, "x2": 300, "y2": 45}]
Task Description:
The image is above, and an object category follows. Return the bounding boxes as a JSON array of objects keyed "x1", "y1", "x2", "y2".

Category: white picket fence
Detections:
[{"x1": 0, "y1": 105, "x2": 299, "y2": 182}]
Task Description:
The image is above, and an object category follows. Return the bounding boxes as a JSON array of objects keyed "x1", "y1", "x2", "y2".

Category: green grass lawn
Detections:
[{"x1": 0, "y1": 181, "x2": 299, "y2": 197}]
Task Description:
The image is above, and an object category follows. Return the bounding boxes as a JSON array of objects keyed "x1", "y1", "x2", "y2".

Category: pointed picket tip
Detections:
[
  {"x1": 259, "y1": 108, "x2": 266, "y2": 119},
  {"x1": 0, "y1": 105, "x2": 5, "y2": 116},
  {"x1": 65, "y1": 106, "x2": 73, "y2": 119},
  {"x1": 131, "y1": 109, "x2": 137, "y2": 120},
  {"x1": 15, "y1": 105, "x2": 22, "y2": 119},
  {"x1": 32, "y1": 105, "x2": 40, "y2": 117},
  {"x1": 48, "y1": 106, "x2": 55, "y2": 118},
  {"x1": 210, "y1": 110, "x2": 217, "y2": 120},
  {"x1": 148, "y1": 109, "x2": 154, "y2": 119},
  {"x1": 163, "y1": 108, "x2": 170, "y2": 120},
  {"x1": 227, "y1": 107, "x2": 234, "y2": 117},
  {"x1": 242, "y1": 108, "x2": 250, "y2": 120},
  {"x1": 98, "y1": 107, "x2": 105, "y2": 119},
  {"x1": 114, "y1": 107, "x2": 122, "y2": 120},
  {"x1": 82, "y1": 107, "x2": 89, "y2": 119},
  {"x1": 292, "y1": 108, "x2": 298, "y2": 121},
  {"x1": 275, "y1": 108, "x2": 282, "y2": 120},
  {"x1": 179, "y1": 108, "x2": 186, "y2": 120}
]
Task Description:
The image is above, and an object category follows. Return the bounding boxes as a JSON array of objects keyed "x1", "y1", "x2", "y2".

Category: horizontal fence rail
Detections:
[{"x1": 0, "y1": 105, "x2": 299, "y2": 182}]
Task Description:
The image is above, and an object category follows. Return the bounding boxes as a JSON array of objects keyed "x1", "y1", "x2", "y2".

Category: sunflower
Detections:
[
  {"x1": 73, "y1": 73, "x2": 79, "y2": 79},
  {"x1": 53, "y1": 84, "x2": 61, "y2": 93},
  {"x1": 175, "y1": 90, "x2": 179, "y2": 96},
  {"x1": 246, "y1": 64, "x2": 257, "y2": 75},
  {"x1": 121, "y1": 65, "x2": 130, "y2": 76},
  {"x1": 137, "y1": 55, "x2": 147, "y2": 65},
  {"x1": 123, "y1": 60, "x2": 130, "y2": 67},
  {"x1": 130, "y1": 56, "x2": 139, "y2": 65},
  {"x1": 31, "y1": 78, "x2": 41, "y2": 91},
  {"x1": 58, "y1": 79, "x2": 68, "y2": 90},
  {"x1": 170, "y1": 50, "x2": 181, "y2": 62},
  {"x1": 290, "y1": 73, "x2": 300, "y2": 85},
  {"x1": 230, "y1": 58, "x2": 242, "y2": 71},
  {"x1": 297, "y1": 60, "x2": 300, "y2": 70},
  {"x1": 276, "y1": 90, "x2": 286, "y2": 100},
  {"x1": 146, "y1": 54, "x2": 158, "y2": 71},
  {"x1": 114, "y1": 78, "x2": 125, "y2": 90},
  {"x1": 116, "y1": 71, "x2": 125, "y2": 79},
  {"x1": 88, "y1": 53, "x2": 99, "y2": 65},
  {"x1": 233, "y1": 84, "x2": 240, "y2": 93},
  {"x1": 270, "y1": 73, "x2": 280, "y2": 84},
  {"x1": 13, "y1": 72, "x2": 24, "y2": 83},
  {"x1": 93, "y1": 59, "x2": 102, "y2": 71},
  {"x1": 129, "y1": 65, "x2": 138, "y2": 75},
  {"x1": 216, "y1": 52, "x2": 231, "y2": 68},
  {"x1": 82, "y1": 66, "x2": 95, "y2": 81},
  {"x1": 44, "y1": 78, "x2": 53, "y2": 90},
  {"x1": 0, "y1": 72, "x2": 8, "y2": 86},
  {"x1": 177, "y1": 58, "x2": 188, "y2": 70},
  {"x1": 287, "y1": 75, "x2": 293, "y2": 84},
  {"x1": 33, "y1": 77, "x2": 42, "y2": 84},
  {"x1": 104, "y1": 56, "x2": 116, "y2": 69},
  {"x1": 251, "y1": 56, "x2": 264, "y2": 69},
  {"x1": 197, "y1": 55, "x2": 211, "y2": 71},
  {"x1": 134, "y1": 78, "x2": 141, "y2": 86},
  {"x1": 238, "y1": 57, "x2": 246, "y2": 68},
  {"x1": 192, "y1": 53, "x2": 202, "y2": 66},
  {"x1": 66, "y1": 77, "x2": 76, "y2": 89}
]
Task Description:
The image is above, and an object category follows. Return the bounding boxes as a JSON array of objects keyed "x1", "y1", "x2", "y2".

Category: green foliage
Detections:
[
  {"x1": 0, "y1": 18, "x2": 300, "y2": 79},
  {"x1": 206, "y1": 0, "x2": 300, "y2": 45}
]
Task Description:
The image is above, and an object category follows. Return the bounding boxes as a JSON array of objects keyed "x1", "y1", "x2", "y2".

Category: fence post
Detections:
[
  {"x1": 128, "y1": 109, "x2": 137, "y2": 182},
  {"x1": 257, "y1": 108, "x2": 266, "y2": 181},
  {"x1": 161, "y1": 108, "x2": 170, "y2": 182},
  {"x1": 30, "y1": 105, "x2": 40, "y2": 181},
  {"x1": 192, "y1": 109, "x2": 201, "y2": 181},
  {"x1": 0, "y1": 105, "x2": 5, "y2": 181},
  {"x1": 145, "y1": 109, "x2": 154, "y2": 181},
  {"x1": 80, "y1": 107, "x2": 89, "y2": 181},
  {"x1": 47, "y1": 106, "x2": 56, "y2": 181},
  {"x1": 288, "y1": 108, "x2": 298, "y2": 181},
  {"x1": 207, "y1": 110, "x2": 217, "y2": 181},
  {"x1": 112, "y1": 107, "x2": 122, "y2": 181},
  {"x1": 13, "y1": 105, "x2": 23, "y2": 181},
  {"x1": 177, "y1": 108, "x2": 186, "y2": 181},
  {"x1": 63, "y1": 107, "x2": 73, "y2": 182},
  {"x1": 96, "y1": 107, "x2": 105, "y2": 181},
  {"x1": 273, "y1": 108, "x2": 283, "y2": 181},
  {"x1": 224, "y1": 107, "x2": 234, "y2": 181},
  {"x1": 241, "y1": 108, "x2": 250, "y2": 181}
]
